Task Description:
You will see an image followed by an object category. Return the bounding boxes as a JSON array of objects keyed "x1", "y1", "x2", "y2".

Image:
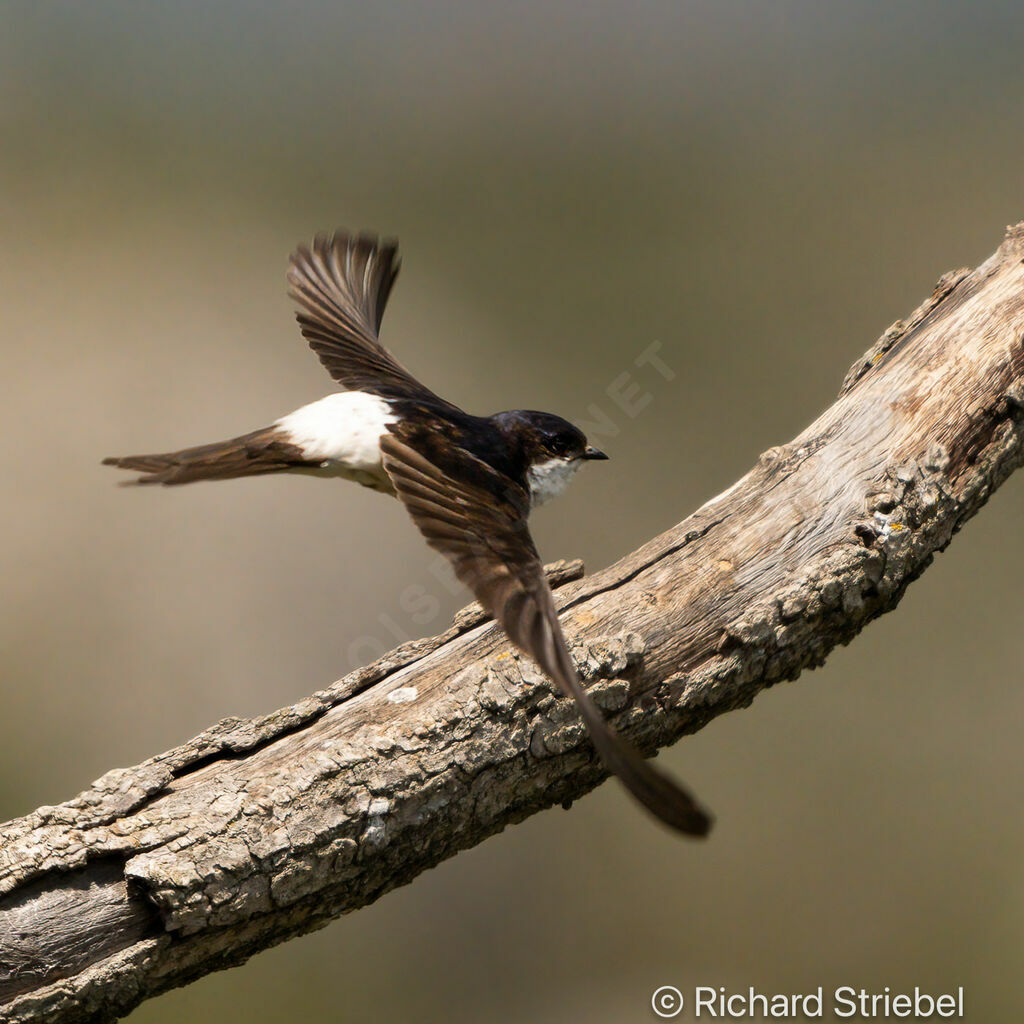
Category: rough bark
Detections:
[{"x1": 3, "y1": 224, "x2": 1024, "y2": 1023}]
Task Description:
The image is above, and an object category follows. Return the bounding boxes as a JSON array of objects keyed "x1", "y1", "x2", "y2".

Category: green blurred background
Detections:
[{"x1": 2, "y1": 3, "x2": 1022, "y2": 1021}]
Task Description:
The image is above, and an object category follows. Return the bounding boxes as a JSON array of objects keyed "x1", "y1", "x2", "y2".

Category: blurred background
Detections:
[{"x1": 2, "y1": 2, "x2": 1022, "y2": 1021}]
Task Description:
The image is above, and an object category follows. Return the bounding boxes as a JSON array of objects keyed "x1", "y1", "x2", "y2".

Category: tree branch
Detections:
[{"x1": 4, "y1": 224, "x2": 1024, "y2": 1023}]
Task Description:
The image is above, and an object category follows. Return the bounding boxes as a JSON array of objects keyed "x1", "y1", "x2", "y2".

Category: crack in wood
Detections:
[{"x1": 3, "y1": 225, "x2": 1024, "y2": 1024}]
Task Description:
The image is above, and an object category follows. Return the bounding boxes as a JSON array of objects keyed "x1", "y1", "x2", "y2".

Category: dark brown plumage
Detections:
[
  {"x1": 380, "y1": 432, "x2": 711, "y2": 836},
  {"x1": 288, "y1": 233, "x2": 456, "y2": 412},
  {"x1": 104, "y1": 230, "x2": 712, "y2": 835},
  {"x1": 101, "y1": 428, "x2": 313, "y2": 485}
]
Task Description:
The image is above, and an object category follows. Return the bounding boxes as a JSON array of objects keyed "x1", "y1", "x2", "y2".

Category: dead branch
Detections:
[{"x1": 3, "y1": 224, "x2": 1024, "y2": 1023}]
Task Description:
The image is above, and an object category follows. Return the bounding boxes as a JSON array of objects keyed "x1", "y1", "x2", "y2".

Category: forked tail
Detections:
[{"x1": 102, "y1": 428, "x2": 316, "y2": 485}]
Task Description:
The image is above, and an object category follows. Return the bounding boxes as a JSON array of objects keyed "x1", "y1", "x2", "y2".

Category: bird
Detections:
[{"x1": 104, "y1": 231, "x2": 712, "y2": 836}]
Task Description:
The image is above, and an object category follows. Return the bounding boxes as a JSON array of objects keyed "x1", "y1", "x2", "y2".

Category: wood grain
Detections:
[{"x1": 3, "y1": 225, "x2": 1024, "y2": 1023}]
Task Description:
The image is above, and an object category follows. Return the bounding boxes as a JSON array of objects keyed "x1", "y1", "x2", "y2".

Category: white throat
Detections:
[{"x1": 527, "y1": 457, "x2": 581, "y2": 507}]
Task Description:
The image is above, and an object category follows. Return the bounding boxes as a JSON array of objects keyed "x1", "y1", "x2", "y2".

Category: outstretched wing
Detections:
[
  {"x1": 287, "y1": 231, "x2": 451, "y2": 405},
  {"x1": 380, "y1": 432, "x2": 712, "y2": 836}
]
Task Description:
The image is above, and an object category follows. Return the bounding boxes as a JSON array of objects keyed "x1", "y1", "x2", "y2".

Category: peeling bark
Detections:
[{"x1": 3, "y1": 224, "x2": 1024, "y2": 1023}]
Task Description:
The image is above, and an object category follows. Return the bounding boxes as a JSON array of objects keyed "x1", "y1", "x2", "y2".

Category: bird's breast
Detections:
[{"x1": 526, "y1": 457, "x2": 581, "y2": 507}]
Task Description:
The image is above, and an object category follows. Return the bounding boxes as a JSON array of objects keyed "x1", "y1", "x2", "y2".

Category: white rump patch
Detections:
[
  {"x1": 276, "y1": 392, "x2": 397, "y2": 481},
  {"x1": 527, "y1": 457, "x2": 582, "y2": 507}
]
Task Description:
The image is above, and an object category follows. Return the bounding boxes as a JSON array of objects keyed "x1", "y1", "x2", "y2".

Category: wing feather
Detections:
[
  {"x1": 287, "y1": 231, "x2": 454, "y2": 406},
  {"x1": 380, "y1": 433, "x2": 712, "y2": 836}
]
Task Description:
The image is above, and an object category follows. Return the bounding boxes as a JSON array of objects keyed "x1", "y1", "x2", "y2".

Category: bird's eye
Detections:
[{"x1": 549, "y1": 435, "x2": 577, "y2": 458}]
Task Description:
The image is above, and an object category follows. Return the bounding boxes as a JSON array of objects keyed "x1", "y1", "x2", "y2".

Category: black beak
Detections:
[{"x1": 583, "y1": 444, "x2": 609, "y2": 461}]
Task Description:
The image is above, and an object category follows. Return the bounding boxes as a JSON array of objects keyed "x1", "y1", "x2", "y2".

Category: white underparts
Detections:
[
  {"x1": 275, "y1": 392, "x2": 397, "y2": 490},
  {"x1": 527, "y1": 457, "x2": 582, "y2": 507}
]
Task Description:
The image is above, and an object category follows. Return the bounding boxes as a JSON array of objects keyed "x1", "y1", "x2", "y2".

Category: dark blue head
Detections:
[{"x1": 490, "y1": 410, "x2": 607, "y2": 464}]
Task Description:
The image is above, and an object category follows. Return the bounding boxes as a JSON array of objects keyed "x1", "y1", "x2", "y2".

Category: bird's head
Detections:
[{"x1": 492, "y1": 410, "x2": 608, "y2": 507}]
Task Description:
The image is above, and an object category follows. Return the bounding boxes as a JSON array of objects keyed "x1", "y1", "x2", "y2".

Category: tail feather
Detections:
[{"x1": 103, "y1": 428, "x2": 314, "y2": 485}]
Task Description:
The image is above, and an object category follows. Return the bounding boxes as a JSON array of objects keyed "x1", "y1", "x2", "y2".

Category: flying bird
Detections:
[{"x1": 104, "y1": 231, "x2": 712, "y2": 836}]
